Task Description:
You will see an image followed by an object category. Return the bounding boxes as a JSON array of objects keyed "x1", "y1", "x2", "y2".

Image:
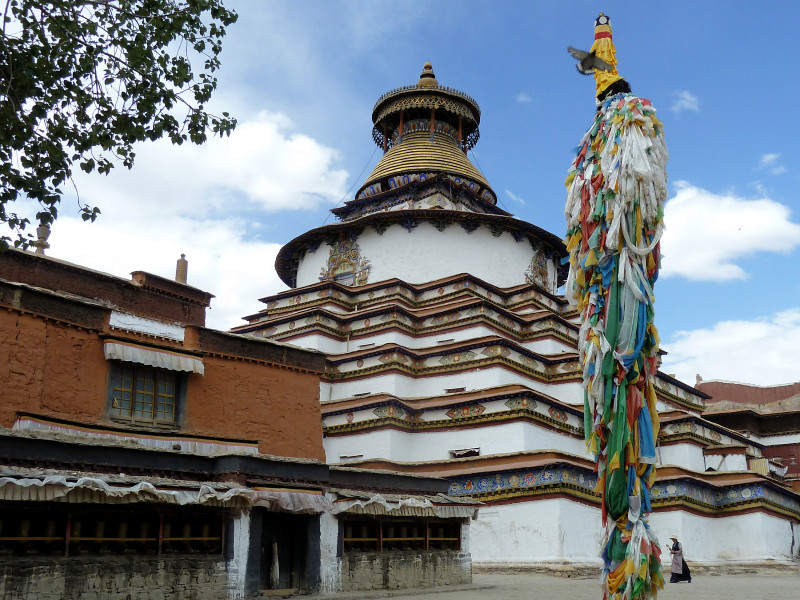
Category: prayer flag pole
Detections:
[{"x1": 565, "y1": 13, "x2": 668, "y2": 600}]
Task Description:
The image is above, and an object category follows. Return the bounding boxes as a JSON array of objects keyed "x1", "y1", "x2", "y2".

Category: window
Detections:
[
  {"x1": 338, "y1": 454, "x2": 364, "y2": 462},
  {"x1": 341, "y1": 518, "x2": 461, "y2": 552},
  {"x1": 0, "y1": 504, "x2": 224, "y2": 557},
  {"x1": 449, "y1": 448, "x2": 480, "y2": 458},
  {"x1": 109, "y1": 363, "x2": 180, "y2": 424}
]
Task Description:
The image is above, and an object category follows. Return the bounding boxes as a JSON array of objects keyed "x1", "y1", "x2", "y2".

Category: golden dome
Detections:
[{"x1": 357, "y1": 130, "x2": 493, "y2": 199}]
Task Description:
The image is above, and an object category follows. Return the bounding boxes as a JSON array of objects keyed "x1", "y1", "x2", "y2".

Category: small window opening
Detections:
[
  {"x1": 339, "y1": 454, "x2": 364, "y2": 462},
  {"x1": 449, "y1": 448, "x2": 480, "y2": 458}
]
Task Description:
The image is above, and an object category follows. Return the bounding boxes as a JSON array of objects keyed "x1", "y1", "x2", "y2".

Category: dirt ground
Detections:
[{"x1": 318, "y1": 571, "x2": 800, "y2": 600}]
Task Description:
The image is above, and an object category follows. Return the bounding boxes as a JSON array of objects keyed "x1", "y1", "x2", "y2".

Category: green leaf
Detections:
[{"x1": 0, "y1": 0, "x2": 238, "y2": 246}]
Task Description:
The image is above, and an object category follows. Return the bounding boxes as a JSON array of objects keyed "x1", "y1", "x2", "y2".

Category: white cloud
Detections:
[
  {"x1": 670, "y1": 90, "x2": 699, "y2": 114},
  {"x1": 40, "y1": 110, "x2": 350, "y2": 330},
  {"x1": 71, "y1": 110, "x2": 348, "y2": 216},
  {"x1": 505, "y1": 189, "x2": 526, "y2": 205},
  {"x1": 660, "y1": 182, "x2": 800, "y2": 281},
  {"x1": 49, "y1": 214, "x2": 285, "y2": 329},
  {"x1": 661, "y1": 309, "x2": 800, "y2": 386},
  {"x1": 516, "y1": 92, "x2": 532, "y2": 103},
  {"x1": 756, "y1": 153, "x2": 787, "y2": 176}
]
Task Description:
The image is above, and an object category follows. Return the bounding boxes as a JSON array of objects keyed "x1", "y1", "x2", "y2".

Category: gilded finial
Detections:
[{"x1": 417, "y1": 62, "x2": 438, "y2": 88}]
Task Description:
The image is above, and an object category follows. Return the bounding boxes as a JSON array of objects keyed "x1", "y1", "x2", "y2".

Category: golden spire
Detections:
[
  {"x1": 416, "y1": 62, "x2": 438, "y2": 88},
  {"x1": 591, "y1": 13, "x2": 624, "y2": 98}
]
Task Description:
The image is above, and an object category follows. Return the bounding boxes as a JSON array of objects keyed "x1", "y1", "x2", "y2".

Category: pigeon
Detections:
[{"x1": 567, "y1": 46, "x2": 613, "y2": 75}]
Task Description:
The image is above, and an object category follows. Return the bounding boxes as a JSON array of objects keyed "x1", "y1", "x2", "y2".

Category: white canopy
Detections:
[{"x1": 103, "y1": 341, "x2": 204, "y2": 374}]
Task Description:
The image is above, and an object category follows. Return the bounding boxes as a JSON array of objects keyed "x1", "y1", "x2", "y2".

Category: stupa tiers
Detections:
[
  {"x1": 235, "y1": 64, "x2": 800, "y2": 567},
  {"x1": 274, "y1": 63, "x2": 565, "y2": 291}
]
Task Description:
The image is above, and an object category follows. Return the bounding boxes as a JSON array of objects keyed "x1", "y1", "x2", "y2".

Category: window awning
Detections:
[{"x1": 103, "y1": 341, "x2": 204, "y2": 374}]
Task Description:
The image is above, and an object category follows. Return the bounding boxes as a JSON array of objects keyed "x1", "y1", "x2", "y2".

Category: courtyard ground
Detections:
[{"x1": 317, "y1": 570, "x2": 800, "y2": 600}]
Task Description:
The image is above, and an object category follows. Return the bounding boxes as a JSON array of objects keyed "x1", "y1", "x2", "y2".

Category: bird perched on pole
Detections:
[{"x1": 564, "y1": 12, "x2": 668, "y2": 600}]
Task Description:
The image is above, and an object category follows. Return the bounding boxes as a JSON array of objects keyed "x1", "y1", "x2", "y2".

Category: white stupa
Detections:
[{"x1": 234, "y1": 64, "x2": 800, "y2": 566}]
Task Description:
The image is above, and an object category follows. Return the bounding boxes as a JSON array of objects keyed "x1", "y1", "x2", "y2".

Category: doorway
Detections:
[{"x1": 260, "y1": 512, "x2": 311, "y2": 591}]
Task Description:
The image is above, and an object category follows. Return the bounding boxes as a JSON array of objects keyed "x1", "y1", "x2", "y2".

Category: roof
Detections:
[
  {"x1": 358, "y1": 131, "x2": 493, "y2": 199},
  {"x1": 369, "y1": 63, "x2": 481, "y2": 151},
  {"x1": 698, "y1": 379, "x2": 800, "y2": 406}
]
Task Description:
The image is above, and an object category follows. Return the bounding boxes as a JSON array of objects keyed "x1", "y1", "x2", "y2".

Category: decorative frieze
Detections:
[
  {"x1": 439, "y1": 351, "x2": 477, "y2": 366},
  {"x1": 319, "y1": 236, "x2": 372, "y2": 287},
  {"x1": 373, "y1": 406, "x2": 405, "y2": 419},
  {"x1": 446, "y1": 404, "x2": 486, "y2": 419}
]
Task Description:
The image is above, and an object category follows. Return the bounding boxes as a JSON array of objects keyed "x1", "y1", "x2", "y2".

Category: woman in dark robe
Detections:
[{"x1": 667, "y1": 535, "x2": 692, "y2": 583}]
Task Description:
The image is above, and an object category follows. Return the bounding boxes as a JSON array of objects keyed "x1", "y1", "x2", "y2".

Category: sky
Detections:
[{"x1": 27, "y1": 0, "x2": 800, "y2": 389}]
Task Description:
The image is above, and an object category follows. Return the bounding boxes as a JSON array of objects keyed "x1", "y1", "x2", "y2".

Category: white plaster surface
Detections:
[
  {"x1": 295, "y1": 223, "x2": 554, "y2": 291},
  {"x1": 322, "y1": 372, "x2": 583, "y2": 405},
  {"x1": 295, "y1": 244, "x2": 329, "y2": 287},
  {"x1": 318, "y1": 507, "x2": 342, "y2": 593},
  {"x1": 649, "y1": 509, "x2": 800, "y2": 562},
  {"x1": 325, "y1": 422, "x2": 589, "y2": 463},
  {"x1": 109, "y1": 310, "x2": 185, "y2": 341},
  {"x1": 460, "y1": 520, "x2": 471, "y2": 556},
  {"x1": 288, "y1": 329, "x2": 575, "y2": 356},
  {"x1": 703, "y1": 453, "x2": 748, "y2": 472},
  {"x1": 748, "y1": 432, "x2": 800, "y2": 445},
  {"x1": 470, "y1": 499, "x2": 604, "y2": 564},
  {"x1": 227, "y1": 508, "x2": 250, "y2": 599},
  {"x1": 658, "y1": 443, "x2": 706, "y2": 473}
]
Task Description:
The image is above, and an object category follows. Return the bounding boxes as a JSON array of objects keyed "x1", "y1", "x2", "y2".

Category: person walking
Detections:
[{"x1": 667, "y1": 535, "x2": 692, "y2": 583}]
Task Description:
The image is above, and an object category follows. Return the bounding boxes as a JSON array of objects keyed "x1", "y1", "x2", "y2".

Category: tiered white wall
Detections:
[
  {"x1": 470, "y1": 500, "x2": 800, "y2": 564},
  {"x1": 702, "y1": 452, "x2": 748, "y2": 472},
  {"x1": 470, "y1": 499, "x2": 604, "y2": 564},
  {"x1": 296, "y1": 223, "x2": 552, "y2": 291},
  {"x1": 320, "y1": 372, "x2": 583, "y2": 405},
  {"x1": 325, "y1": 421, "x2": 589, "y2": 463},
  {"x1": 287, "y1": 328, "x2": 575, "y2": 356},
  {"x1": 649, "y1": 509, "x2": 800, "y2": 562},
  {"x1": 658, "y1": 444, "x2": 706, "y2": 473},
  {"x1": 749, "y1": 432, "x2": 800, "y2": 445}
]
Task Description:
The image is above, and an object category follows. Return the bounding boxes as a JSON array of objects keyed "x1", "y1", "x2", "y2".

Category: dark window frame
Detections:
[
  {"x1": 106, "y1": 361, "x2": 187, "y2": 427},
  {"x1": 0, "y1": 502, "x2": 225, "y2": 557},
  {"x1": 340, "y1": 516, "x2": 461, "y2": 553}
]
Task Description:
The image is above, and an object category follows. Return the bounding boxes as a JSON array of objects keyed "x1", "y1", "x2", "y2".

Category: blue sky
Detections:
[{"x1": 38, "y1": 0, "x2": 800, "y2": 388}]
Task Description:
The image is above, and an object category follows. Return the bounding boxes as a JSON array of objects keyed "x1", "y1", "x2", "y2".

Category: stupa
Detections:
[{"x1": 233, "y1": 64, "x2": 800, "y2": 566}]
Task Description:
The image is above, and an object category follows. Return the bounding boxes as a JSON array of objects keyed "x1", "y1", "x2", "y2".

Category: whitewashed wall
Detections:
[
  {"x1": 295, "y1": 223, "x2": 554, "y2": 291},
  {"x1": 325, "y1": 421, "x2": 589, "y2": 463},
  {"x1": 703, "y1": 452, "x2": 748, "y2": 472},
  {"x1": 321, "y1": 372, "x2": 583, "y2": 405},
  {"x1": 318, "y1": 508, "x2": 341, "y2": 594},
  {"x1": 649, "y1": 509, "x2": 800, "y2": 562},
  {"x1": 227, "y1": 509, "x2": 251, "y2": 599},
  {"x1": 658, "y1": 443, "x2": 706, "y2": 473},
  {"x1": 470, "y1": 501, "x2": 800, "y2": 565},
  {"x1": 748, "y1": 432, "x2": 800, "y2": 446},
  {"x1": 287, "y1": 328, "x2": 575, "y2": 356},
  {"x1": 470, "y1": 499, "x2": 604, "y2": 564}
]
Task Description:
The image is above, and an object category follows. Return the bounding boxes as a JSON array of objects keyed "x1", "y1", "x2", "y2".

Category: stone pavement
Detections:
[{"x1": 316, "y1": 571, "x2": 800, "y2": 600}]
